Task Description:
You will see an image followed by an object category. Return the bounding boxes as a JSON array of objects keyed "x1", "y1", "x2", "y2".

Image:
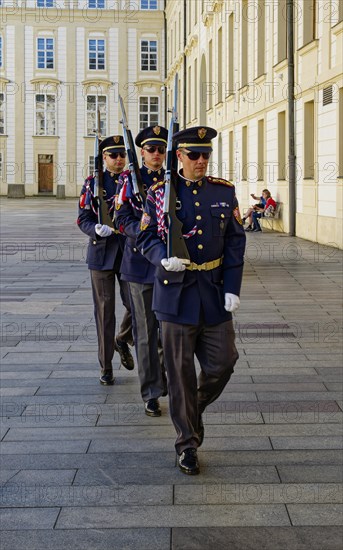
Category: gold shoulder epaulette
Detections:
[
  {"x1": 207, "y1": 176, "x2": 234, "y2": 187},
  {"x1": 151, "y1": 180, "x2": 165, "y2": 192}
]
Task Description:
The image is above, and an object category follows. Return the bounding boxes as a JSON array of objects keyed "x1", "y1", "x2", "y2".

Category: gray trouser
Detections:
[
  {"x1": 90, "y1": 270, "x2": 133, "y2": 374},
  {"x1": 129, "y1": 282, "x2": 166, "y2": 401},
  {"x1": 160, "y1": 319, "x2": 238, "y2": 454}
]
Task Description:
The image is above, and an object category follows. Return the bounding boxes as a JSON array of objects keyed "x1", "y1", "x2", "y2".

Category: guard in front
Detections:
[{"x1": 137, "y1": 126, "x2": 246, "y2": 474}]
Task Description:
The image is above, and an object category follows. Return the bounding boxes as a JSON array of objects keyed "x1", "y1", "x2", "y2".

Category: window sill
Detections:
[
  {"x1": 332, "y1": 20, "x2": 343, "y2": 35},
  {"x1": 297, "y1": 39, "x2": 319, "y2": 56}
]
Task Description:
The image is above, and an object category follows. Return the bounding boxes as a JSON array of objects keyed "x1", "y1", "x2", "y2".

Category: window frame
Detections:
[
  {"x1": 140, "y1": 0, "x2": 158, "y2": 10},
  {"x1": 37, "y1": 0, "x2": 54, "y2": 6},
  {"x1": 37, "y1": 37, "x2": 54, "y2": 70},
  {"x1": 140, "y1": 39, "x2": 158, "y2": 72},
  {"x1": 88, "y1": 0, "x2": 105, "y2": 8},
  {"x1": 86, "y1": 94, "x2": 107, "y2": 137},
  {"x1": 88, "y1": 38, "x2": 106, "y2": 71},
  {"x1": 35, "y1": 93, "x2": 57, "y2": 136},
  {"x1": 0, "y1": 92, "x2": 5, "y2": 135},
  {"x1": 138, "y1": 96, "x2": 159, "y2": 130}
]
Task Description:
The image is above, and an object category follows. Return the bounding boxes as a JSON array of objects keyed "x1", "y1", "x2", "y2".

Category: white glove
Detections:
[
  {"x1": 224, "y1": 293, "x2": 240, "y2": 313},
  {"x1": 161, "y1": 257, "x2": 186, "y2": 272},
  {"x1": 95, "y1": 224, "x2": 113, "y2": 238}
]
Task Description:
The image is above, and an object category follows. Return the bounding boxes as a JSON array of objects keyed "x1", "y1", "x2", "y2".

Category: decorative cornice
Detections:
[
  {"x1": 133, "y1": 79, "x2": 165, "y2": 91},
  {"x1": 30, "y1": 77, "x2": 61, "y2": 86},
  {"x1": 81, "y1": 78, "x2": 113, "y2": 89},
  {"x1": 185, "y1": 34, "x2": 198, "y2": 56}
]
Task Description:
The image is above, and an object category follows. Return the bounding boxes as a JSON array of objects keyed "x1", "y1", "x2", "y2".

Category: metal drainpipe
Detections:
[
  {"x1": 287, "y1": 0, "x2": 296, "y2": 236},
  {"x1": 183, "y1": 0, "x2": 187, "y2": 129}
]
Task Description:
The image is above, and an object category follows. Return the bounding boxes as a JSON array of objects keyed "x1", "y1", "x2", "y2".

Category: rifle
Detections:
[
  {"x1": 118, "y1": 95, "x2": 146, "y2": 204},
  {"x1": 163, "y1": 75, "x2": 190, "y2": 263},
  {"x1": 93, "y1": 108, "x2": 115, "y2": 229}
]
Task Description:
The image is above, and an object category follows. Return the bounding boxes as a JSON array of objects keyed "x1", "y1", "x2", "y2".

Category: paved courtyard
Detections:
[{"x1": 0, "y1": 198, "x2": 342, "y2": 549}]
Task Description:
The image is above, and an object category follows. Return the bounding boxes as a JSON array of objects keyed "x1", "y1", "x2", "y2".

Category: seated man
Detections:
[{"x1": 250, "y1": 190, "x2": 277, "y2": 232}]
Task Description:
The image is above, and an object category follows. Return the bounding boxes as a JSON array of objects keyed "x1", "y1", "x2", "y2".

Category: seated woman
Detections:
[
  {"x1": 247, "y1": 190, "x2": 276, "y2": 232},
  {"x1": 242, "y1": 191, "x2": 267, "y2": 229}
]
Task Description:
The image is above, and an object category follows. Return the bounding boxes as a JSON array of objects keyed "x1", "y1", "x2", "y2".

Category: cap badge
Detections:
[
  {"x1": 113, "y1": 136, "x2": 120, "y2": 144},
  {"x1": 153, "y1": 126, "x2": 161, "y2": 136},
  {"x1": 198, "y1": 128, "x2": 207, "y2": 139}
]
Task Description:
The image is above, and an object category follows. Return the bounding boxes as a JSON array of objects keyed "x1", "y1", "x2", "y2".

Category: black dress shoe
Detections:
[
  {"x1": 144, "y1": 398, "x2": 161, "y2": 417},
  {"x1": 115, "y1": 338, "x2": 134, "y2": 370},
  {"x1": 198, "y1": 415, "x2": 204, "y2": 447},
  {"x1": 178, "y1": 448, "x2": 200, "y2": 475},
  {"x1": 99, "y1": 373, "x2": 115, "y2": 385}
]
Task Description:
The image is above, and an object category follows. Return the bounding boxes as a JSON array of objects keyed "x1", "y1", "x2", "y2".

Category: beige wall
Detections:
[{"x1": 166, "y1": 0, "x2": 343, "y2": 248}]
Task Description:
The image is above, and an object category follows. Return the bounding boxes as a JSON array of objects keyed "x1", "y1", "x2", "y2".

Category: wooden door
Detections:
[{"x1": 38, "y1": 155, "x2": 53, "y2": 193}]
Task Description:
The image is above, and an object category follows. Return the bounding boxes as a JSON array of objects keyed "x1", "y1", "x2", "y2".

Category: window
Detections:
[
  {"x1": 86, "y1": 95, "x2": 107, "y2": 136},
  {"x1": 278, "y1": 111, "x2": 286, "y2": 180},
  {"x1": 257, "y1": 0, "x2": 265, "y2": 77},
  {"x1": 140, "y1": 0, "x2": 157, "y2": 9},
  {"x1": 141, "y1": 40, "x2": 157, "y2": 71},
  {"x1": 339, "y1": 88, "x2": 343, "y2": 177},
  {"x1": 304, "y1": 101, "x2": 315, "y2": 179},
  {"x1": 258, "y1": 119, "x2": 264, "y2": 181},
  {"x1": 242, "y1": 126, "x2": 247, "y2": 181},
  {"x1": 228, "y1": 13, "x2": 234, "y2": 95},
  {"x1": 229, "y1": 131, "x2": 234, "y2": 180},
  {"x1": 277, "y1": 0, "x2": 287, "y2": 63},
  {"x1": 37, "y1": 0, "x2": 54, "y2": 6},
  {"x1": 0, "y1": 35, "x2": 2, "y2": 68},
  {"x1": 208, "y1": 39, "x2": 213, "y2": 109},
  {"x1": 241, "y1": 0, "x2": 248, "y2": 87},
  {"x1": 37, "y1": 38, "x2": 54, "y2": 69},
  {"x1": 139, "y1": 97, "x2": 159, "y2": 130},
  {"x1": 217, "y1": 27, "x2": 222, "y2": 103},
  {"x1": 88, "y1": 155, "x2": 95, "y2": 176},
  {"x1": 0, "y1": 93, "x2": 6, "y2": 134},
  {"x1": 35, "y1": 94, "x2": 56, "y2": 136},
  {"x1": 303, "y1": 0, "x2": 316, "y2": 45},
  {"x1": 88, "y1": 0, "x2": 105, "y2": 7},
  {"x1": 89, "y1": 39, "x2": 105, "y2": 70}
]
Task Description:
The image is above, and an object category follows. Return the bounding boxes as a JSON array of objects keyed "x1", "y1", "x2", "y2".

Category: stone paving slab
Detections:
[
  {"x1": 55, "y1": 503, "x2": 291, "y2": 529},
  {"x1": 287, "y1": 504, "x2": 343, "y2": 525},
  {"x1": 0, "y1": 507, "x2": 60, "y2": 530},
  {"x1": 0, "y1": 528, "x2": 171, "y2": 550},
  {"x1": 171, "y1": 526, "x2": 343, "y2": 550}
]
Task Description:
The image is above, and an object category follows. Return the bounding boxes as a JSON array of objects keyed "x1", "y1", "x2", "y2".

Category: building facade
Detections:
[
  {"x1": 165, "y1": 0, "x2": 343, "y2": 248},
  {"x1": 1, "y1": 0, "x2": 342, "y2": 247},
  {"x1": 0, "y1": 0, "x2": 166, "y2": 198}
]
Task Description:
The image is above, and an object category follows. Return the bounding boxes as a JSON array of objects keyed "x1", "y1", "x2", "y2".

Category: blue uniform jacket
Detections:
[
  {"x1": 77, "y1": 170, "x2": 125, "y2": 271},
  {"x1": 115, "y1": 164, "x2": 165, "y2": 284},
  {"x1": 136, "y1": 173, "x2": 246, "y2": 325}
]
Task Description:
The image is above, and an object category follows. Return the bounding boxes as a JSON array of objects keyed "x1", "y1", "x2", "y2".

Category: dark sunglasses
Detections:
[
  {"x1": 182, "y1": 151, "x2": 211, "y2": 161},
  {"x1": 143, "y1": 145, "x2": 166, "y2": 154},
  {"x1": 106, "y1": 152, "x2": 126, "y2": 159}
]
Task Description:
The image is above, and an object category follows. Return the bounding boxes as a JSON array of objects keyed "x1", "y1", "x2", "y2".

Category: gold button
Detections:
[
  {"x1": 198, "y1": 244, "x2": 203, "y2": 250},
  {"x1": 92, "y1": 240, "x2": 97, "y2": 245},
  {"x1": 193, "y1": 189, "x2": 198, "y2": 195},
  {"x1": 221, "y1": 213, "x2": 225, "y2": 219},
  {"x1": 196, "y1": 215, "x2": 202, "y2": 220},
  {"x1": 153, "y1": 177, "x2": 158, "y2": 182},
  {"x1": 198, "y1": 229, "x2": 203, "y2": 235},
  {"x1": 163, "y1": 279, "x2": 168, "y2": 285},
  {"x1": 195, "y1": 201, "x2": 200, "y2": 207}
]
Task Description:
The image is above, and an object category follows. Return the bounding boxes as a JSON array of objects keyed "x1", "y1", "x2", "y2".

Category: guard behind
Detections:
[
  {"x1": 137, "y1": 126, "x2": 246, "y2": 474},
  {"x1": 77, "y1": 135, "x2": 134, "y2": 385},
  {"x1": 115, "y1": 125, "x2": 168, "y2": 417}
]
